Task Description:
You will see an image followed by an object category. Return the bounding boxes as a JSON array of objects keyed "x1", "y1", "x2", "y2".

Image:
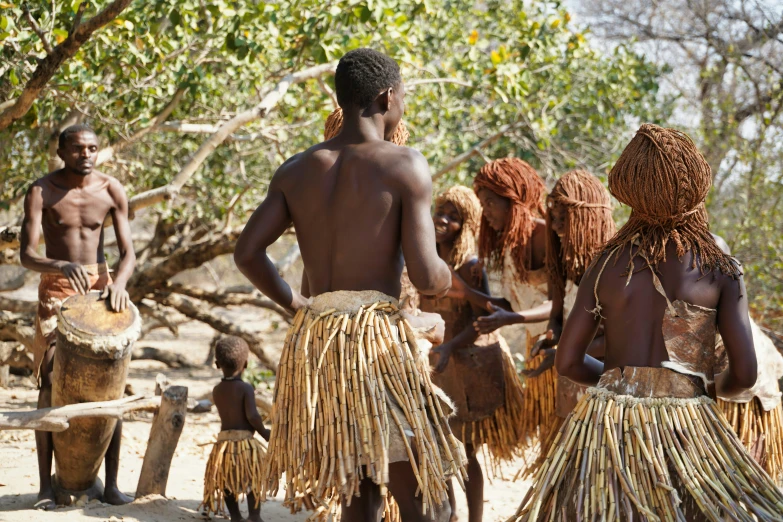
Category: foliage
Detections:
[{"x1": 1, "y1": 0, "x2": 662, "y2": 208}]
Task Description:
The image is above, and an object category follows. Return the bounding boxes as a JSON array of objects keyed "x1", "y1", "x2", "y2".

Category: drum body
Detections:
[{"x1": 51, "y1": 293, "x2": 140, "y2": 493}]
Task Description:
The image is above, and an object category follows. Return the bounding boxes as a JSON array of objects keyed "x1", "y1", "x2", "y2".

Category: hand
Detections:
[
  {"x1": 530, "y1": 330, "x2": 558, "y2": 358},
  {"x1": 474, "y1": 304, "x2": 518, "y2": 334},
  {"x1": 59, "y1": 262, "x2": 91, "y2": 295},
  {"x1": 445, "y1": 269, "x2": 467, "y2": 300},
  {"x1": 260, "y1": 427, "x2": 271, "y2": 442},
  {"x1": 100, "y1": 283, "x2": 130, "y2": 312},
  {"x1": 431, "y1": 344, "x2": 453, "y2": 374},
  {"x1": 521, "y1": 349, "x2": 556, "y2": 378}
]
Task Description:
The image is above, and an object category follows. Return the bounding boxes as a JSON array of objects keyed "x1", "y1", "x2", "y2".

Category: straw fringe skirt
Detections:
[
  {"x1": 263, "y1": 291, "x2": 467, "y2": 520},
  {"x1": 508, "y1": 367, "x2": 783, "y2": 522},
  {"x1": 202, "y1": 430, "x2": 266, "y2": 515},
  {"x1": 465, "y1": 348, "x2": 528, "y2": 475},
  {"x1": 519, "y1": 334, "x2": 557, "y2": 447},
  {"x1": 719, "y1": 398, "x2": 783, "y2": 486}
]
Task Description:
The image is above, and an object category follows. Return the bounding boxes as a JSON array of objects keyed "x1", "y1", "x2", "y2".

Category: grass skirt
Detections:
[
  {"x1": 719, "y1": 398, "x2": 783, "y2": 486},
  {"x1": 519, "y1": 335, "x2": 557, "y2": 447},
  {"x1": 202, "y1": 430, "x2": 266, "y2": 515},
  {"x1": 263, "y1": 291, "x2": 466, "y2": 520},
  {"x1": 508, "y1": 367, "x2": 783, "y2": 522},
  {"x1": 464, "y1": 348, "x2": 528, "y2": 476}
]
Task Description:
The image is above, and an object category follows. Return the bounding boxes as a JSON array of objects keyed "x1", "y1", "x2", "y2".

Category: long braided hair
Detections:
[
  {"x1": 323, "y1": 107, "x2": 410, "y2": 145},
  {"x1": 546, "y1": 170, "x2": 616, "y2": 293},
  {"x1": 473, "y1": 157, "x2": 546, "y2": 281},
  {"x1": 602, "y1": 123, "x2": 740, "y2": 278},
  {"x1": 435, "y1": 186, "x2": 482, "y2": 270}
]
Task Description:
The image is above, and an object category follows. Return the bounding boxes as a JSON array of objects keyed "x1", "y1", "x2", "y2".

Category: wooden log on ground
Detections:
[
  {"x1": 0, "y1": 394, "x2": 208, "y2": 431},
  {"x1": 131, "y1": 346, "x2": 196, "y2": 368},
  {"x1": 0, "y1": 395, "x2": 159, "y2": 431},
  {"x1": 135, "y1": 385, "x2": 188, "y2": 498},
  {"x1": 0, "y1": 365, "x2": 9, "y2": 387}
]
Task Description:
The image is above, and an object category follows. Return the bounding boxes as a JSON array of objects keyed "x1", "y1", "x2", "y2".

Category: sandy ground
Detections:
[{"x1": 0, "y1": 309, "x2": 533, "y2": 522}]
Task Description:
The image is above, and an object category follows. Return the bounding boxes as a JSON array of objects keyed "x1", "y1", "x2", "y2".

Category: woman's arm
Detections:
[
  {"x1": 431, "y1": 260, "x2": 488, "y2": 373},
  {"x1": 554, "y1": 256, "x2": 605, "y2": 387}
]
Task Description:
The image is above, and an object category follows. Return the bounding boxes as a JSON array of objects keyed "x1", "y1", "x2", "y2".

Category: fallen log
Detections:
[
  {"x1": 0, "y1": 393, "x2": 210, "y2": 431},
  {"x1": 132, "y1": 346, "x2": 196, "y2": 368},
  {"x1": 0, "y1": 394, "x2": 159, "y2": 432}
]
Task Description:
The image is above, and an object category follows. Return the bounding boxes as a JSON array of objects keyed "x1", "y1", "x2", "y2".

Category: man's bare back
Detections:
[{"x1": 235, "y1": 107, "x2": 449, "y2": 312}]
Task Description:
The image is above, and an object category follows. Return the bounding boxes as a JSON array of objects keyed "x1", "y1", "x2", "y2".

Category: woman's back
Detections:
[{"x1": 593, "y1": 242, "x2": 723, "y2": 371}]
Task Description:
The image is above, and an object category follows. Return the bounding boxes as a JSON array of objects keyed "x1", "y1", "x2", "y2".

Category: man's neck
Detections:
[
  {"x1": 56, "y1": 169, "x2": 92, "y2": 189},
  {"x1": 339, "y1": 109, "x2": 386, "y2": 143}
]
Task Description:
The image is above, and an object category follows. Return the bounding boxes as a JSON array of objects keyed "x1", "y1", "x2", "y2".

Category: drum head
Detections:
[{"x1": 60, "y1": 292, "x2": 136, "y2": 337}]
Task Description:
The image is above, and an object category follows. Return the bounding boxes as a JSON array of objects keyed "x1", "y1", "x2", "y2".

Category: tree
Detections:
[{"x1": 0, "y1": 0, "x2": 664, "y2": 369}]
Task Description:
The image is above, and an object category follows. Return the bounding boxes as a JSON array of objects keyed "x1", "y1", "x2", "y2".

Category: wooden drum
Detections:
[{"x1": 51, "y1": 292, "x2": 141, "y2": 495}]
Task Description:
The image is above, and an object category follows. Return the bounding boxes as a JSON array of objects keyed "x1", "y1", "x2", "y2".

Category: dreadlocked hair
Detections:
[
  {"x1": 546, "y1": 170, "x2": 616, "y2": 294},
  {"x1": 323, "y1": 107, "x2": 410, "y2": 145},
  {"x1": 603, "y1": 123, "x2": 740, "y2": 279},
  {"x1": 473, "y1": 157, "x2": 546, "y2": 281},
  {"x1": 435, "y1": 186, "x2": 482, "y2": 270}
]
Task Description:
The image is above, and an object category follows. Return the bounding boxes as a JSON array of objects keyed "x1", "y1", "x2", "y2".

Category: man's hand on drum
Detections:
[
  {"x1": 101, "y1": 284, "x2": 130, "y2": 312},
  {"x1": 59, "y1": 262, "x2": 91, "y2": 295}
]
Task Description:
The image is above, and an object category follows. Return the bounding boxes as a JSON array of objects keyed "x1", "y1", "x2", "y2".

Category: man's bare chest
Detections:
[{"x1": 43, "y1": 190, "x2": 113, "y2": 231}]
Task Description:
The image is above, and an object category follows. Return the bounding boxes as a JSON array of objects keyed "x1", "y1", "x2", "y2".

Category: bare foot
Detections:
[
  {"x1": 450, "y1": 516, "x2": 459, "y2": 522},
  {"x1": 246, "y1": 515, "x2": 264, "y2": 522},
  {"x1": 103, "y1": 486, "x2": 133, "y2": 505},
  {"x1": 34, "y1": 489, "x2": 56, "y2": 511}
]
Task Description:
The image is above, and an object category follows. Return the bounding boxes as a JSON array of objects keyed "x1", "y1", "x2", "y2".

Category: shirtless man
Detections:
[
  {"x1": 20, "y1": 124, "x2": 136, "y2": 509},
  {"x1": 235, "y1": 49, "x2": 459, "y2": 521}
]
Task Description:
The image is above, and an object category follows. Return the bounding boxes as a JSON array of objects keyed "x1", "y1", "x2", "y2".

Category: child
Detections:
[
  {"x1": 423, "y1": 186, "x2": 527, "y2": 522},
  {"x1": 203, "y1": 335, "x2": 270, "y2": 522}
]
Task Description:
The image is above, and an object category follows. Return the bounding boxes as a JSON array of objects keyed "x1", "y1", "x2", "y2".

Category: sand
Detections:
[{"x1": 0, "y1": 308, "x2": 532, "y2": 522}]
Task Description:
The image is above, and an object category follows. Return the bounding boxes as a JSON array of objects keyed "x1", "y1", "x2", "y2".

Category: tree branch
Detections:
[
  {"x1": 96, "y1": 88, "x2": 187, "y2": 166},
  {"x1": 432, "y1": 123, "x2": 519, "y2": 181},
  {"x1": 168, "y1": 61, "x2": 338, "y2": 192},
  {"x1": 151, "y1": 292, "x2": 276, "y2": 371},
  {"x1": 0, "y1": 0, "x2": 134, "y2": 131},
  {"x1": 130, "y1": 228, "x2": 242, "y2": 300},
  {"x1": 166, "y1": 282, "x2": 292, "y2": 322},
  {"x1": 23, "y1": 5, "x2": 54, "y2": 54}
]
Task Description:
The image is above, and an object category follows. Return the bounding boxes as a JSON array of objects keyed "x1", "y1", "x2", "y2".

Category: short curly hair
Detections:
[
  {"x1": 59, "y1": 124, "x2": 97, "y2": 148},
  {"x1": 214, "y1": 335, "x2": 249, "y2": 375},
  {"x1": 335, "y1": 48, "x2": 402, "y2": 110}
]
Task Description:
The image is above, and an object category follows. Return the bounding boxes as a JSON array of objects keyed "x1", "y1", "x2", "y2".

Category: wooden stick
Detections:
[{"x1": 136, "y1": 385, "x2": 188, "y2": 497}]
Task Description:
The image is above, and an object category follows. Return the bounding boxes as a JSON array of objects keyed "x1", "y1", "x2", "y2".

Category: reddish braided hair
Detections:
[
  {"x1": 473, "y1": 158, "x2": 546, "y2": 281},
  {"x1": 546, "y1": 170, "x2": 615, "y2": 293},
  {"x1": 603, "y1": 123, "x2": 740, "y2": 278}
]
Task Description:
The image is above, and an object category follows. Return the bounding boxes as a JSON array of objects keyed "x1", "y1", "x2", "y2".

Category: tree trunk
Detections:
[{"x1": 135, "y1": 385, "x2": 188, "y2": 498}]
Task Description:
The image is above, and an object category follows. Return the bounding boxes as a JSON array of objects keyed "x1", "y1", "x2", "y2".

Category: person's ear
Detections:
[
  {"x1": 243, "y1": 360, "x2": 248, "y2": 371},
  {"x1": 378, "y1": 88, "x2": 392, "y2": 112},
  {"x1": 215, "y1": 360, "x2": 221, "y2": 370}
]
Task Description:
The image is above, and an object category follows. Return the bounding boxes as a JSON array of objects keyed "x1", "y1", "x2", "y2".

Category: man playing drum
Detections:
[{"x1": 20, "y1": 124, "x2": 136, "y2": 509}]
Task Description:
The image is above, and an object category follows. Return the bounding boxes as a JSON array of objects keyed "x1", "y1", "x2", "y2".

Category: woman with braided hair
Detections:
[
  {"x1": 450, "y1": 157, "x2": 569, "y2": 446},
  {"x1": 508, "y1": 124, "x2": 783, "y2": 521},
  {"x1": 517, "y1": 170, "x2": 617, "y2": 479},
  {"x1": 420, "y1": 185, "x2": 527, "y2": 522}
]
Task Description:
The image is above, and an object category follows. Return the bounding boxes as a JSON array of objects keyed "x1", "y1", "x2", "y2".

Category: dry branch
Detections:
[
  {"x1": 166, "y1": 282, "x2": 292, "y2": 321},
  {"x1": 151, "y1": 292, "x2": 275, "y2": 371},
  {"x1": 132, "y1": 347, "x2": 196, "y2": 369},
  {"x1": 0, "y1": 310, "x2": 35, "y2": 350},
  {"x1": 0, "y1": 394, "x2": 161, "y2": 432},
  {"x1": 0, "y1": 0, "x2": 134, "y2": 130}
]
